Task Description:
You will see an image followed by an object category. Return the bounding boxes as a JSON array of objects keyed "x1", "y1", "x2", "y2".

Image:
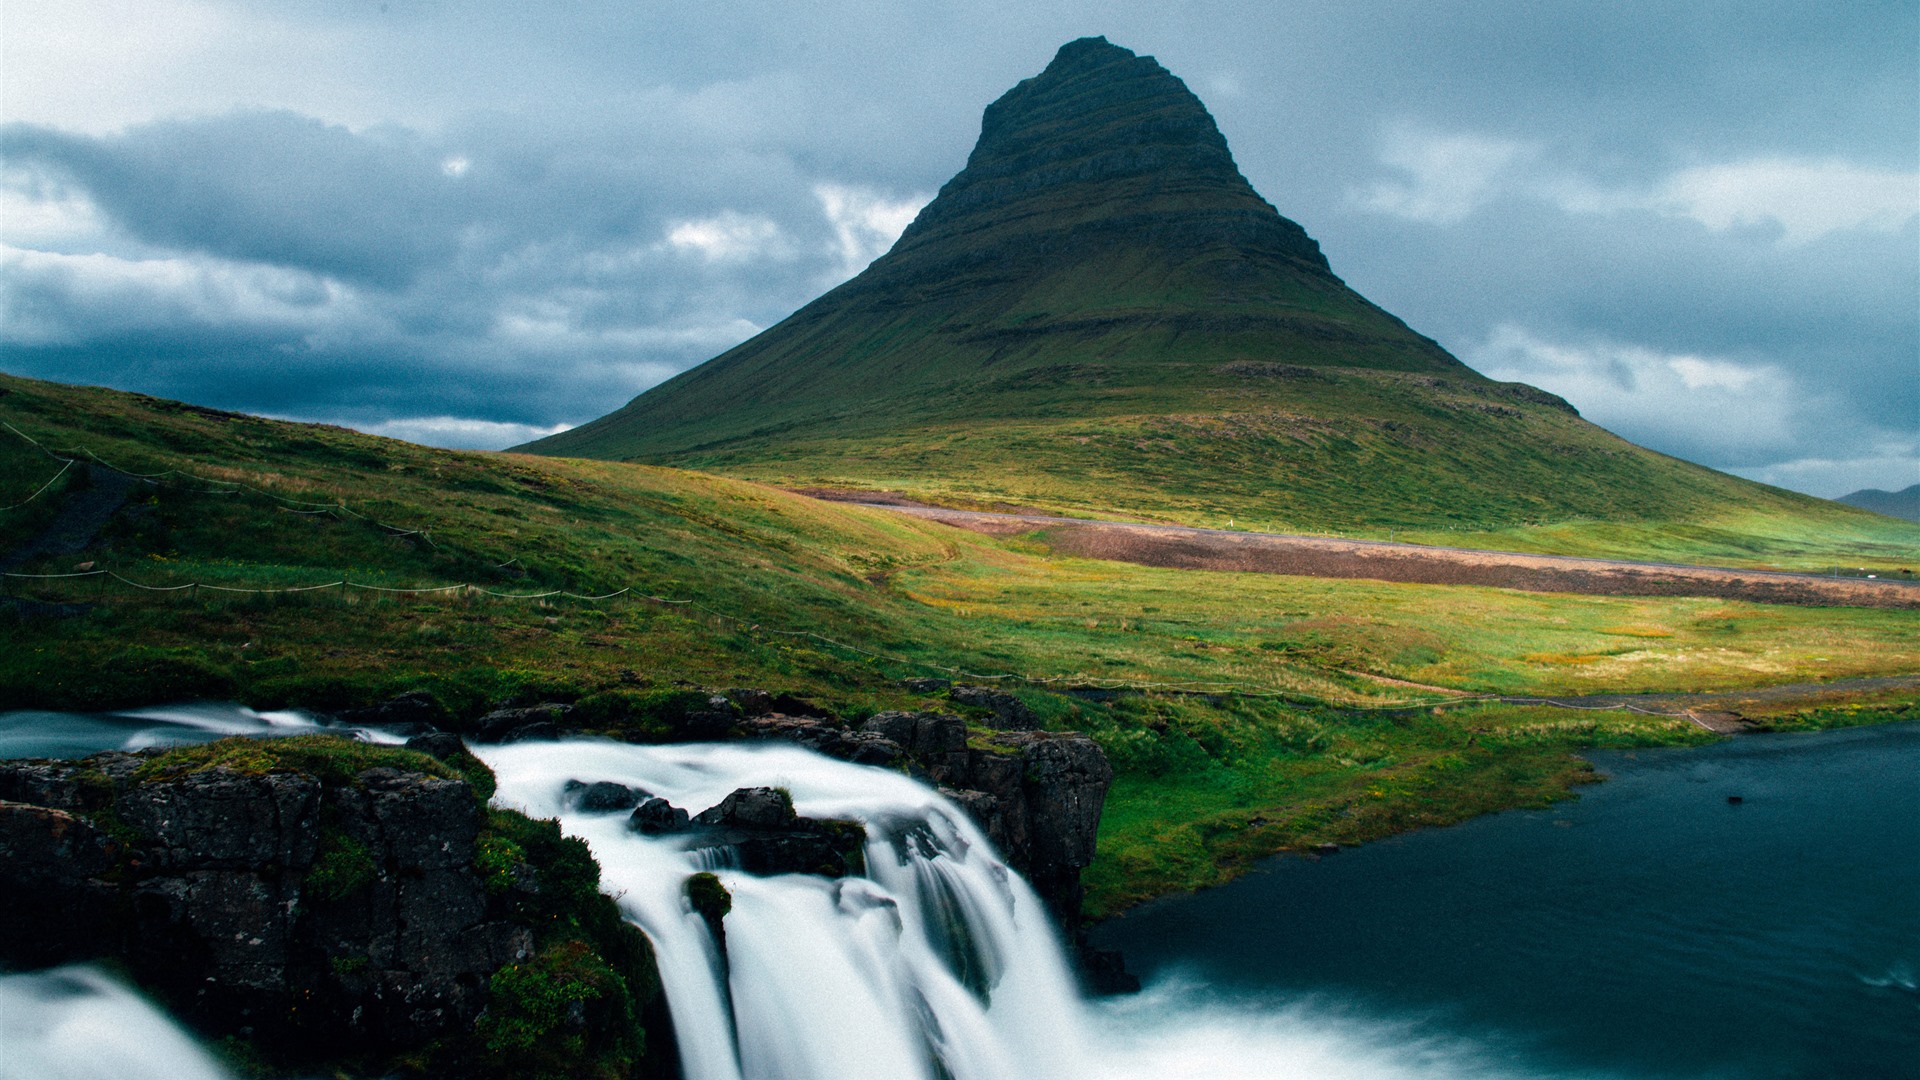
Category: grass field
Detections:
[
  {"x1": 5, "y1": 371, "x2": 1916, "y2": 915},
  {"x1": 603, "y1": 387, "x2": 1920, "y2": 574}
]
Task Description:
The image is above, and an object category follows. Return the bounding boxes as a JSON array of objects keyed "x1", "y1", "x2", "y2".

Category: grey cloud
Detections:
[
  {"x1": 1, "y1": 100, "x2": 921, "y2": 430},
  {"x1": 1324, "y1": 200, "x2": 1916, "y2": 439},
  {"x1": 1, "y1": 1, "x2": 1912, "y2": 492},
  {"x1": 4, "y1": 115, "x2": 466, "y2": 288}
]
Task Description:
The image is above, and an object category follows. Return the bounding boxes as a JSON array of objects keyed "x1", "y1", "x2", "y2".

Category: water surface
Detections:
[
  {"x1": 1092, "y1": 722, "x2": 1920, "y2": 1079},
  {"x1": 5, "y1": 707, "x2": 1913, "y2": 1078}
]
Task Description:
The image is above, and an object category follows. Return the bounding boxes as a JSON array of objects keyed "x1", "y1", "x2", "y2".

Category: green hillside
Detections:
[
  {"x1": 523, "y1": 38, "x2": 1915, "y2": 568},
  {"x1": 6, "y1": 371, "x2": 1918, "y2": 912}
]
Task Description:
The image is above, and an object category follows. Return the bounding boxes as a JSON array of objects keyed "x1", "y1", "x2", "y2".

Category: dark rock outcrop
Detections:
[
  {"x1": 0, "y1": 742, "x2": 663, "y2": 1072},
  {"x1": 735, "y1": 712, "x2": 904, "y2": 764},
  {"x1": 676, "y1": 694, "x2": 744, "y2": 739},
  {"x1": 655, "y1": 692, "x2": 1114, "y2": 935},
  {"x1": 937, "y1": 730, "x2": 1113, "y2": 930},
  {"x1": 860, "y1": 710, "x2": 970, "y2": 778},
  {"x1": 629, "y1": 796, "x2": 691, "y2": 835},
  {"x1": 693, "y1": 786, "x2": 797, "y2": 830},
  {"x1": 567, "y1": 779, "x2": 646, "y2": 812},
  {"x1": 404, "y1": 730, "x2": 469, "y2": 761},
  {"x1": 471, "y1": 703, "x2": 572, "y2": 743},
  {"x1": 948, "y1": 685, "x2": 1040, "y2": 730},
  {"x1": 336, "y1": 690, "x2": 452, "y2": 734},
  {"x1": 687, "y1": 786, "x2": 867, "y2": 878}
]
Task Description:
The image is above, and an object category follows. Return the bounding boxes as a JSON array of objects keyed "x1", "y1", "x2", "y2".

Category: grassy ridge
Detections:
[
  {"x1": 609, "y1": 368, "x2": 1920, "y2": 572},
  {"x1": 513, "y1": 38, "x2": 1920, "y2": 570},
  {"x1": 5, "y1": 371, "x2": 1916, "y2": 915}
]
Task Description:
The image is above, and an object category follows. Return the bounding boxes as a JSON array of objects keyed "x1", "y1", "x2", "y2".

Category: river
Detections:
[
  {"x1": 1091, "y1": 720, "x2": 1920, "y2": 1079},
  {"x1": 1, "y1": 706, "x2": 1913, "y2": 1079}
]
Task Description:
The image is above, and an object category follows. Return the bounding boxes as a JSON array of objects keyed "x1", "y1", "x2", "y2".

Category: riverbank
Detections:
[
  {"x1": 1091, "y1": 720, "x2": 1920, "y2": 1078},
  {"x1": 1075, "y1": 677, "x2": 1916, "y2": 918}
]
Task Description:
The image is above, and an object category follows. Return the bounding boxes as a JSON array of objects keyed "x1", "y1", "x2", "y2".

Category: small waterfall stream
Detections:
[
  {"x1": 0, "y1": 706, "x2": 1613, "y2": 1080},
  {"x1": 0, "y1": 966, "x2": 235, "y2": 1080},
  {"x1": 476, "y1": 739, "x2": 1091, "y2": 1080}
]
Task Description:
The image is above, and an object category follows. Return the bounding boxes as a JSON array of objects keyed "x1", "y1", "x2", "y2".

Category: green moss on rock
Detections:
[{"x1": 134, "y1": 734, "x2": 459, "y2": 789}]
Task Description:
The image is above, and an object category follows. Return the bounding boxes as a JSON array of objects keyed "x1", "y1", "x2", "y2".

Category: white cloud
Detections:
[
  {"x1": 344, "y1": 415, "x2": 575, "y2": 451},
  {"x1": 0, "y1": 0, "x2": 388, "y2": 134},
  {"x1": 1354, "y1": 130, "x2": 1918, "y2": 245},
  {"x1": 0, "y1": 244, "x2": 352, "y2": 345},
  {"x1": 1468, "y1": 323, "x2": 1805, "y2": 460},
  {"x1": 1352, "y1": 129, "x2": 1533, "y2": 225},
  {"x1": 1654, "y1": 158, "x2": 1918, "y2": 246},
  {"x1": 0, "y1": 170, "x2": 115, "y2": 251},
  {"x1": 1725, "y1": 437, "x2": 1920, "y2": 501},
  {"x1": 1667, "y1": 355, "x2": 1766, "y2": 392},
  {"x1": 814, "y1": 183, "x2": 928, "y2": 280},
  {"x1": 492, "y1": 303, "x2": 761, "y2": 359},
  {"x1": 664, "y1": 212, "x2": 791, "y2": 263}
]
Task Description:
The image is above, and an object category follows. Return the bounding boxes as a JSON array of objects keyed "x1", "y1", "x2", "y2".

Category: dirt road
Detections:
[{"x1": 829, "y1": 499, "x2": 1920, "y2": 609}]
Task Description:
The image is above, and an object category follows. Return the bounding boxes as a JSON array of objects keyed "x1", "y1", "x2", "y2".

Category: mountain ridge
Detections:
[
  {"x1": 519, "y1": 39, "x2": 1919, "y2": 560},
  {"x1": 526, "y1": 36, "x2": 1470, "y2": 464},
  {"x1": 1837, "y1": 484, "x2": 1920, "y2": 523}
]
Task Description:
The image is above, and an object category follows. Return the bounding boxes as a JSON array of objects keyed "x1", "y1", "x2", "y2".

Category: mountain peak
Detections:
[
  {"x1": 970, "y1": 36, "x2": 1231, "y2": 182},
  {"x1": 525, "y1": 36, "x2": 1481, "y2": 472},
  {"x1": 888, "y1": 37, "x2": 1329, "y2": 274}
]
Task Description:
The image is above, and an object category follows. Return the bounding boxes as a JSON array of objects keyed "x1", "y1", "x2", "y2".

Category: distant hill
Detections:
[
  {"x1": 1837, "y1": 484, "x2": 1920, "y2": 522},
  {"x1": 522, "y1": 38, "x2": 1916, "y2": 562}
]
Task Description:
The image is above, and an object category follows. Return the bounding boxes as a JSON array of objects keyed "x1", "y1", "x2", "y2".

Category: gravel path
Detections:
[{"x1": 833, "y1": 500, "x2": 1920, "y2": 610}]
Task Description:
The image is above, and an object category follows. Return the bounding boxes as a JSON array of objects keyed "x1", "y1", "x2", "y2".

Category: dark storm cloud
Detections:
[
  {"x1": 1, "y1": 0, "x2": 1913, "y2": 492},
  {"x1": 0, "y1": 100, "x2": 921, "y2": 430},
  {"x1": 4, "y1": 114, "x2": 464, "y2": 287}
]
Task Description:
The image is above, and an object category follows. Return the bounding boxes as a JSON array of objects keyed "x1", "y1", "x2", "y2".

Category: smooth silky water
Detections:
[
  {"x1": 1093, "y1": 720, "x2": 1920, "y2": 1079},
  {"x1": 3, "y1": 706, "x2": 1913, "y2": 1079}
]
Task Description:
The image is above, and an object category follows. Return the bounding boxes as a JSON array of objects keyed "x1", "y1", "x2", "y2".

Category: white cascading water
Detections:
[
  {"x1": 0, "y1": 966, "x2": 237, "y2": 1080},
  {"x1": 0, "y1": 708, "x2": 1562, "y2": 1080},
  {"x1": 477, "y1": 739, "x2": 1092, "y2": 1080}
]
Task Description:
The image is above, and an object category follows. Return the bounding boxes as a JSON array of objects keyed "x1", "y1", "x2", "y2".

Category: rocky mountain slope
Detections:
[{"x1": 519, "y1": 37, "x2": 1887, "y2": 550}]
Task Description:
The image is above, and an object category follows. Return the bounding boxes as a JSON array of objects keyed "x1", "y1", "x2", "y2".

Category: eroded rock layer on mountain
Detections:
[
  {"x1": 882, "y1": 35, "x2": 1333, "y2": 289},
  {"x1": 529, "y1": 37, "x2": 1465, "y2": 465},
  {"x1": 514, "y1": 38, "x2": 1837, "y2": 544}
]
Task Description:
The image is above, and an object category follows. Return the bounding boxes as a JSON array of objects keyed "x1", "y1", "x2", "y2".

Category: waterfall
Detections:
[
  {"x1": 0, "y1": 706, "x2": 1583, "y2": 1079},
  {"x1": 0, "y1": 966, "x2": 236, "y2": 1080},
  {"x1": 477, "y1": 739, "x2": 1092, "y2": 1080}
]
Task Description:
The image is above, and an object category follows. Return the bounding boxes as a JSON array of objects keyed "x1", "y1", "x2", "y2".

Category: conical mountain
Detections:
[{"x1": 525, "y1": 38, "x2": 1891, "y2": 553}]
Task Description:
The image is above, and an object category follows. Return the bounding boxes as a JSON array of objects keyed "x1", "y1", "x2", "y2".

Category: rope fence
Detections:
[
  {"x1": 0, "y1": 458, "x2": 74, "y2": 511},
  {"x1": 2, "y1": 422, "x2": 434, "y2": 544}
]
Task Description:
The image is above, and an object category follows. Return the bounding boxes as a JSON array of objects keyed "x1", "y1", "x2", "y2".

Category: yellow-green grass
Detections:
[
  {"x1": 1077, "y1": 698, "x2": 1717, "y2": 916},
  {"x1": 6, "y1": 371, "x2": 1916, "y2": 919},
  {"x1": 889, "y1": 541, "x2": 1920, "y2": 697},
  {"x1": 580, "y1": 367, "x2": 1920, "y2": 573}
]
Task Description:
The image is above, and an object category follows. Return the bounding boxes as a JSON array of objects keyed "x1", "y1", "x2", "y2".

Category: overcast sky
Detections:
[{"x1": 3, "y1": 1, "x2": 1915, "y2": 497}]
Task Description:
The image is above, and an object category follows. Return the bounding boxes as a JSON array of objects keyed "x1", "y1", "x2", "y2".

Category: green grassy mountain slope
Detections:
[
  {"x1": 6, "y1": 371, "x2": 1918, "y2": 914},
  {"x1": 522, "y1": 37, "x2": 1915, "y2": 566},
  {"x1": 528, "y1": 35, "x2": 1468, "y2": 461},
  {"x1": 1838, "y1": 484, "x2": 1920, "y2": 523}
]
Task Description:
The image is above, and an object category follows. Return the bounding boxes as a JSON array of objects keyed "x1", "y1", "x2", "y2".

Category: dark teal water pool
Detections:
[{"x1": 1091, "y1": 722, "x2": 1920, "y2": 1079}]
